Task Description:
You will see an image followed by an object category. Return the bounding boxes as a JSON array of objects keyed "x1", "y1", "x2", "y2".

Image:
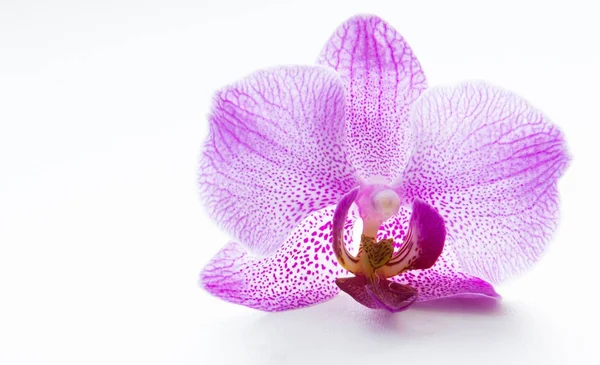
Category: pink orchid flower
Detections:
[{"x1": 197, "y1": 15, "x2": 569, "y2": 312}]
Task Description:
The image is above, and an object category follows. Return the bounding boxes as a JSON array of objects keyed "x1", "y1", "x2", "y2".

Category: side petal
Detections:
[
  {"x1": 378, "y1": 198, "x2": 446, "y2": 278},
  {"x1": 200, "y1": 207, "x2": 356, "y2": 312},
  {"x1": 381, "y1": 209, "x2": 500, "y2": 301},
  {"x1": 394, "y1": 250, "x2": 500, "y2": 302},
  {"x1": 332, "y1": 187, "x2": 361, "y2": 272},
  {"x1": 396, "y1": 81, "x2": 570, "y2": 283},
  {"x1": 199, "y1": 66, "x2": 358, "y2": 255},
  {"x1": 318, "y1": 15, "x2": 427, "y2": 181}
]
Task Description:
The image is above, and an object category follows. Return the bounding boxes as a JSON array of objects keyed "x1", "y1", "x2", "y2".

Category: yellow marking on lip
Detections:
[{"x1": 361, "y1": 236, "x2": 394, "y2": 269}]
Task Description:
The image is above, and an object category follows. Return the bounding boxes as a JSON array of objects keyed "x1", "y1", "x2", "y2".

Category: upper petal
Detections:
[
  {"x1": 395, "y1": 81, "x2": 570, "y2": 283},
  {"x1": 200, "y1": 206, "x2": 357, "y2": 312},
  {"x1": 318, "y1": 15, "x2": 427, "y2": 181},
  {"x1": 199, "y1": 66, "x2": 358, "y2": 255}
]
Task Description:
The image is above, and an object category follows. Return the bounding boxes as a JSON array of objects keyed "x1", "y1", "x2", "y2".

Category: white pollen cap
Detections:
[{"x1": 372, "y1": 189, "x2": 401, "y2": 221}]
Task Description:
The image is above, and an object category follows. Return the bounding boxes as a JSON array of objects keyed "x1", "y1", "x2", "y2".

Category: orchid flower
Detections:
[{"x1": 198, "y1": 15, "x2": 569, "y2": 312}]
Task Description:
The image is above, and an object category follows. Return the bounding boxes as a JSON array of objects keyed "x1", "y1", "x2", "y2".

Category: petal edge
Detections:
[
  {"x1": 199, "y1": 65, "x2": 358, "y2": 255},
  {"x1": 396, "y1": 81, "x2": 570, "y2": 283}
]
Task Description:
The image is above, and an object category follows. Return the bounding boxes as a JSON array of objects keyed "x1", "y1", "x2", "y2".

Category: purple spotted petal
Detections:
[
  {"x1": 394, "y1": 249, "x2": 501, "y2": 301},
  {"x1": 402, "y1": 198, "x2": 446, "y2": 270},
  {"x1": 396, "y1": 81, "x2": 570, "y2": 283},
  {"x1": 199, "y1": 66, "x2": 358, "y2": 255},
  {"x1": 200, "y1": 207, "x2": 357, "y2": 312},
  {"x1": 380, "y1": 212, "x2": 500, "y2": 301},
  {"x1": 332, "y1": 187, "x2": 360, "y2": 271},
  {"x1": 318, "y1": 15, "x2": 427, "y2": 181}
]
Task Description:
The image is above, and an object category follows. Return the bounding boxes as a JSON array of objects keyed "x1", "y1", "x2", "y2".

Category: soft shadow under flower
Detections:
[{"x1": 200, "y1": 297, "x2": 555, "y2": 365}]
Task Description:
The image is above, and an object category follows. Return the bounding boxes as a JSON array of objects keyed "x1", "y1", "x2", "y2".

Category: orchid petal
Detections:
[
  {"x1": 332, "y1": 187, "x2": 361, "y2": 272},
  {"x1": 394, "y1": 248, "x2": 500, "y2": 301},
  {"x1": 335, "y1": 276, "x2": 377, "y2": 308},
  {"x1": 199, "y1": 66, "x2": 358, "y2": 255},
  {"x1": 396, "y1": 81, "x2": 570, "y2": 283},
  {"x1": 379, "y1": 198, "x2": 446, "y2": 278},
  {"x1": 200, "y1": 207, "x2": 356, "y2": 312},
  {"x1": 379, "y1": 210, "x2": 499, "y2": 300},
  {"x1": 318, "y1": 15, "x2": 427, "y2": 181}
]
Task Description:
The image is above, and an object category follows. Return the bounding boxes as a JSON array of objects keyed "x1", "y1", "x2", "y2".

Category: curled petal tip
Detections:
[
  {"x1": 336, "y1": 276, "x2": 418, "y2": 312},
  {"x1": 365, "y1": 281, "x2": 418, "y2": 313}
]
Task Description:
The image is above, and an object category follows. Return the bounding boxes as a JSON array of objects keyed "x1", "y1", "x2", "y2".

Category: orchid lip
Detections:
[{"x1": 332, "y1": 186, "x2": 447, "y2": 311}]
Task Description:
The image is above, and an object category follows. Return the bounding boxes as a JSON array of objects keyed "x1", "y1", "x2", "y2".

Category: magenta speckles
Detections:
[
  {"x1": 395, "y1": 82, "x2": 569, "y2": 283},
  {"x1": 197, "y1": 15, "x2": 570, "y2": 312},
  {"x1": 318, "y1": 16, "x2": 426, "y2": 181},
  {"x1": 200, "y1": 207, "x2": 355, "y2": 311},
  {"x1": 198, "y1": 67, "x2": 358, "y2": 256}
]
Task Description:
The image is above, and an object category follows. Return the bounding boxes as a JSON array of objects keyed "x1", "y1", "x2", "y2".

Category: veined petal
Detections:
[
  {"x1": 332, "y1": 187, "x2": 361, "y2": 272},
  {"x1": 394, "y1": 249, "x2": 500, "y2": 301},
  {"x1": 380, "y1": 212, "x2": 500, "y2": 301},
  {"x1": 396, "y1": 81, "x2": 570, "y2": 283},
  {"x1": 199, "y1": 66, "x2": 358, "y2": 255},
  {"x1": 200, "y1": 207, "x2": 356, "y2": 312},
  {"x1": 318, "y1": 15, "x2": 427, "y2": 181}
]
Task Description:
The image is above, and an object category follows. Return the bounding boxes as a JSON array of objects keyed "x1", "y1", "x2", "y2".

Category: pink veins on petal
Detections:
[
  {"x1": 317, "y1": 15, "x2": 427, "y2": 181},
  {"x1": 197, "y1": 14, "x2": 570, "y2": 312},
  {"x1": 198, "y1": 65, "x2": 358, "y2": 256}
]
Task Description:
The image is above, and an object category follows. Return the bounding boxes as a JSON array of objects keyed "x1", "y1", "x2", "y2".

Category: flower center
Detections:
[
  {"x1": 331, "y1": 184, "x2": 403, "y2": 281},
  {"x1": 331, "y1": 186, "x2": 447, "y2": 312},
  {"x1": 356, "y1": 235, "x2": 394, "y2": 281}
]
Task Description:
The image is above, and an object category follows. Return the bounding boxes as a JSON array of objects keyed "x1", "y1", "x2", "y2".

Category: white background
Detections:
[{"x1": 1, "y1": 0, "x2": 599, "y2": 364}]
